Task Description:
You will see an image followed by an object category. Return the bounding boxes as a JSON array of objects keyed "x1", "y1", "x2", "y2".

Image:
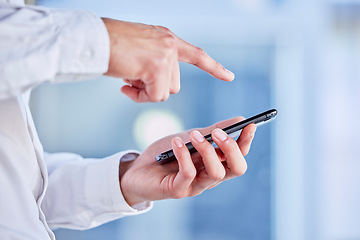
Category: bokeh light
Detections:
[{"x1": 133, "y1": 109, "x2": 184, "y2": 150}]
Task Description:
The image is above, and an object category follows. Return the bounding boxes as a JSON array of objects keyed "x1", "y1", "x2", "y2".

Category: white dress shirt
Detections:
[{"x1": 0, "y1": 1, "x2": 152, "y2": 239}]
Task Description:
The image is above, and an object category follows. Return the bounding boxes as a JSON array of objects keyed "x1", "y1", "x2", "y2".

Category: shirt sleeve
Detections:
[
  {"x1": 0, "y1": 4, "x2": 110, "y2": 101},
  {"x1": 42, "y1": 150, "x2": 153, "y2": 230}
]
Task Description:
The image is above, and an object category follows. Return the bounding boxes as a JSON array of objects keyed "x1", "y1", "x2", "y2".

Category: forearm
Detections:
[{"x1": 0, "y1": 4, "x2": 109, "y2": 100}]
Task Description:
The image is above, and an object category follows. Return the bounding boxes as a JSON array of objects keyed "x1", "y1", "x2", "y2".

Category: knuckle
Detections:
[
  {"x1": 194, "y1": 47, "x2": 206, "y2": 63},
  {"x1": 152, "y1": 96, "x2": 163, "y2": 102},
  {"x1": 149, "y1": 93, "x2": 163, "y2": 102},
  {"x1": 233, "y1": 162, "x2": 248, "y2": 176},
  {"x1": 209, "y1": 169, "x2": 226, "y2": 182},
  {"x1": 162, "y1": 34, "x2": 177, "y2": 50},
  {"x1": 161, "y1": 93, "x2": 169, "y2": 102},
  {"x1": 196, "y1": 47, "x2": 205, "y2": 56},
  {"x1": 157, "y1": 26, "x2": 172, "y2": 34},
  {"x1": 222, "y1": 138, "x2": 239, "y2": 153},
  {"x1": 183, "y1": 168, "x2": 196, "y2": 180},
  {"x1": 170, "y1": 85, "x2": 180, "y2": 94}
]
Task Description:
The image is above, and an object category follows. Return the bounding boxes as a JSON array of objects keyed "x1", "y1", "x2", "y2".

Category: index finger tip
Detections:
[{"x1": 225, "y1": 70, "x2": 235, "y2": 81}]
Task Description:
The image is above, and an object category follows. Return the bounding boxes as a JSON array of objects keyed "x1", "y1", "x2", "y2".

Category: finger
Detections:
[
  {"x1": 171, "y1": 137, "x2": 196, "y2": 198},
  {"x1": 212, "y1": 128, "x2": 247, "y2": 179},
  {"x1": 145, "y1": 66, "x2": 171, "y2": 102},
  {"x1": 190, "y1": 130, "x2": 226, "y2": 186},
  {"x1": 123, "y1": 79, "x2": 145, "y2": 89},
  {"x1": 121, "y1": 83, "x2": 167, "y2": 103},
  {"x1": 170, "y1": 54, "x2": 180, "y2": 94},
  {"x1": 162, "y1": 56, "x2": 173, "y2": 101},
  {"x1": 237, "y1": 123, "x2": 257, "y2": 156},
  {"x1": 120, "y1": 85, "x2": 150, "y2": 103},
  {"x1": 120, "y1": 85, "x2": 141, "y2": 102},
  {"x1": 146, "y1": 81, "x2": 167, "y2": 102},
  {"x1": 176, "y1": 39, "x2": 235, "y2": 82}
]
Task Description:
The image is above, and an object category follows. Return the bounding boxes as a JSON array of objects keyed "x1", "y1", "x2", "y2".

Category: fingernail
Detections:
[
  {"x1": 226, "y1": 69, "x2": 235, "y2": 80},
  {"x1": 192, "y1": 130, "x2": 205, "y2": 143},
  {"x1": 173, "y1": 137, "x2": 183, "y2": 148},
  {"x1": 213, "y1": 128, "x2": 228, "y2": 141}
]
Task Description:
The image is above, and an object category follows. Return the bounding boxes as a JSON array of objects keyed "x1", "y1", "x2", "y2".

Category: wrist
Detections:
[
  {"x1": 119, "y1": 160, "x2": 145, "y2": 207},
  {"x1": 118, "y1": 160, "x2": 134, "y2": 205},
  {"x1": 101, "y1": 17, "x2": 119, "y2": 77}
]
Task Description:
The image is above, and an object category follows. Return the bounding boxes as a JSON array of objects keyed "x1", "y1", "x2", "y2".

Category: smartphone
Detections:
[{"x1": 155, "y1": 109, "x2": 278, "y2": 164}]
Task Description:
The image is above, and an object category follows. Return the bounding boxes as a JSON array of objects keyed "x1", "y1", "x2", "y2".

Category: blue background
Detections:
[{"x1": 31, "y1": 0, "x2": 360, "y2": 239}]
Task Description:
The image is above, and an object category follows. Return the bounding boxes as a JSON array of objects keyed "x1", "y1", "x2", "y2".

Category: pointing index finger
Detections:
[{"x1": 176, "y1": 38, "x2": 235, "y2": 82}]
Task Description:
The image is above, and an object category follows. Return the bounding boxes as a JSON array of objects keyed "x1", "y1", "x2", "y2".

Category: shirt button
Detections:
[{"x1": 81, "y1": 49, "x2": 93, "y2": 61}]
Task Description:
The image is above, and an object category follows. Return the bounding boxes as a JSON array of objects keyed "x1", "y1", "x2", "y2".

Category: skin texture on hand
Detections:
[
  {"x1": 119, "y1": 117, "x2": 257, "y2": 206},
  {"x1": 102, "y1": 18, "x2": 235, "y2": 103}
]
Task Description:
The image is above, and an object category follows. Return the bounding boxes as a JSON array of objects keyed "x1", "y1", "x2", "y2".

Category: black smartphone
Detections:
[{"x1": 155, "y1": 109, "x2": 278, "y2": 164}]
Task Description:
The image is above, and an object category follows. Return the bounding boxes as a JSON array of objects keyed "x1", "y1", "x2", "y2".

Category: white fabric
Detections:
[{"x1": 0, "y1": 1, "x2": 152, "y2": 239}]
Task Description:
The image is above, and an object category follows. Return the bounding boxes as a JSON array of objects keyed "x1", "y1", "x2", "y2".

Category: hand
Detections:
[
  {"x1": 119, "y1": 117, "x2": 257, "y2": 206},
  {"x1": 102, "y1": 18, "x2": 235, "y2": 102}
]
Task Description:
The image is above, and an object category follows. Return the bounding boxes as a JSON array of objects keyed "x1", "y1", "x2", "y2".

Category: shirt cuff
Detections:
[
  {"x1": 84, "y1": 151, "x2": 153, "y2": 227},
  {"x1": 48, "y1": 7, "x2": 110, "y2": 79}
]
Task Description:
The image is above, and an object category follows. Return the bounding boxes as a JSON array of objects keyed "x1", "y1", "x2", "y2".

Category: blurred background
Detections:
[{"x1": 29, "y1": 0, "x2": 360, "y2": 239}]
